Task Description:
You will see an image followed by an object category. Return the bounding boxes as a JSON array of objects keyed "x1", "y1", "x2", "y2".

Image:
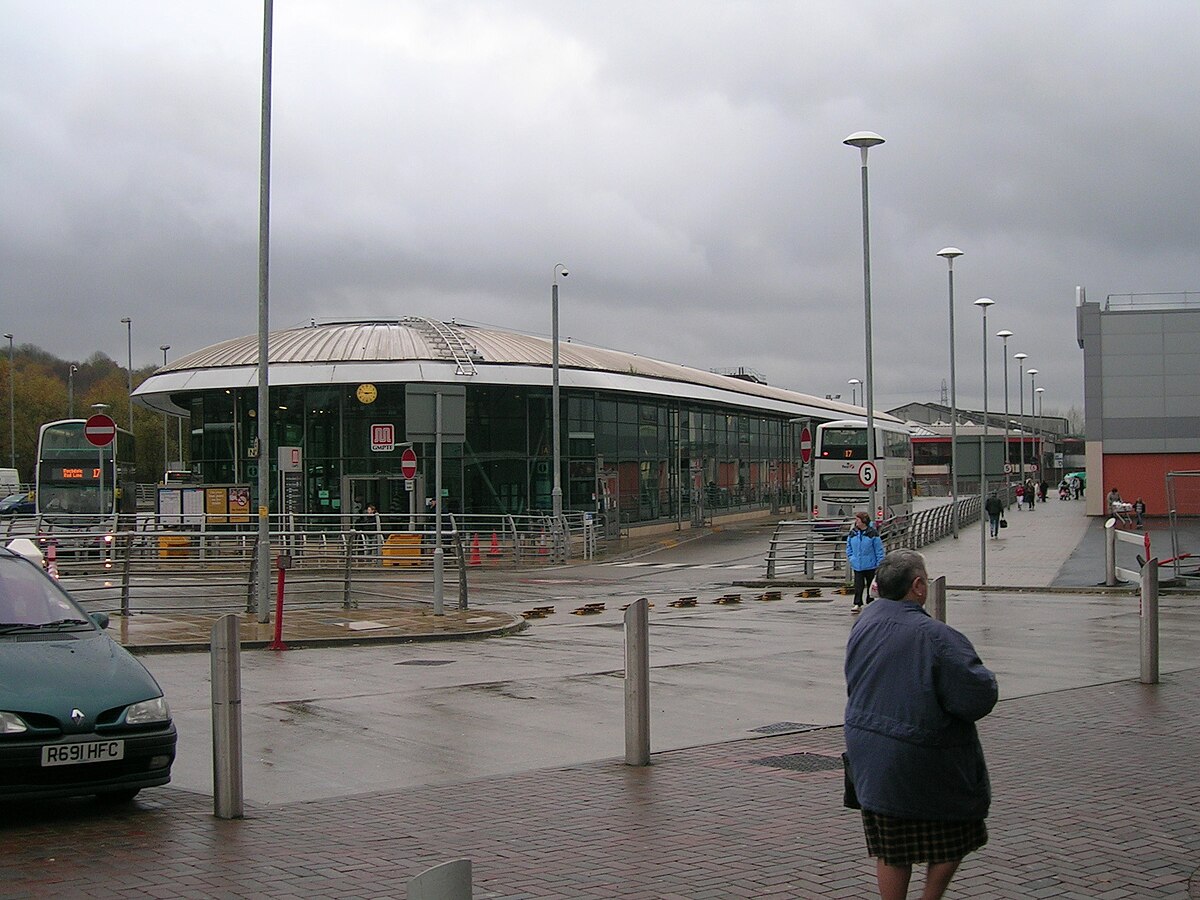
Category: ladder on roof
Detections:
[{"x1": 403, "y1": 317, "x2": 480, "y2": 376}]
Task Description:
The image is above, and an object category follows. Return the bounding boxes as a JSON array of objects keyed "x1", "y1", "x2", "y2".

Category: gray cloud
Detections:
[{"x1": 2, "y1": 0, "x2": 1198, "y2": 422}]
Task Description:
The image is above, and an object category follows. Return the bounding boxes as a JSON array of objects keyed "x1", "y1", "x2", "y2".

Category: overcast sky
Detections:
[{"x1": 3, "y1": 1, "x2": 1198, "y2": 418}]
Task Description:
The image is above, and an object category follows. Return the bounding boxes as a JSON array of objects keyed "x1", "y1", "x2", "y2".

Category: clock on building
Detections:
[{"x1": 356, "y1": 383, "x2": 378, "y2": 404}]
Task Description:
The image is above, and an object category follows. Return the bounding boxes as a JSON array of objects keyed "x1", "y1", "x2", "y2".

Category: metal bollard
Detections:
[
  {"x1": 407, "y1": 859, "x2": 472, "y2": 899},
  {"x1": 1105, "y1": 518, "x2": 1118, "y2": 586},
  {"x1": 1140, "y1": 558, "x2": 1159, "y2": 685},
  {"x1": 211, "y1": 613, "x2": 244, "y2": 818},
  {"x1": 624, "y1": 597, "x2": 650, "y2": 766},
  {"x1": 930, "y1": 574, "x2": 947, "y2": 623}
]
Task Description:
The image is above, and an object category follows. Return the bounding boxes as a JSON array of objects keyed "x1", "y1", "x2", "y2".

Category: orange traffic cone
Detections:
[
  {"x1": 537, "y1": 528, "x2": 548, "y2": 556},
  {"x1": 46, "y1": 540, "x2": 59, "y2": 579},
  {"x1": 470, "y1": 533, "x2": 482, "y2": 566},
  {"x1": 488, "y1": 531, "x2": 501, "y2": 558}
]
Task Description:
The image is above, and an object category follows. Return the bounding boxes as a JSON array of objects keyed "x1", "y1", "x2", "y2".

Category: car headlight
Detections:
[
  {"x1": 0, "y1": 711, "x2": 29, "y2": 734},
  {"x1": 125, "y1": 697, "x2": 171, "y2": 725}
]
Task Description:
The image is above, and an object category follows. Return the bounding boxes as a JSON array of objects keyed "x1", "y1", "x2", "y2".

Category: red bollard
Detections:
[{"x1": 267, "y1": 554, "x2": 290, "y2": 651}]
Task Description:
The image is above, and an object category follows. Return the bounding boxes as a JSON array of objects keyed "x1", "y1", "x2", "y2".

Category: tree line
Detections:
[{"x1": 0, "y1": 342, "x2": 184, "y2": 486}]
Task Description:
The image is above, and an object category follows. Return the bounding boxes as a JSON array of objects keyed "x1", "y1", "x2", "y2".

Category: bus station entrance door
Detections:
[{"x1": 341, "y1": 475, "x2": 422, "y2": 527}]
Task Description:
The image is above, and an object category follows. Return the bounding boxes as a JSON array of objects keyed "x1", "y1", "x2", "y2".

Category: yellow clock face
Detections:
[{"x1": 356, "y1": 383, "x2": 377, "y2": 404}]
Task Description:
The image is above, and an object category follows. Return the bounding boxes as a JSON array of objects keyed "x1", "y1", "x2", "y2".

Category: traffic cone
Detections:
[
  {"x1": 537, "y1": 528, "x2": 548, "y2": 556},
  {"x1": 46, "y1": 540, "x2": 59, "y2": 579},
  {"x1": 470, "y1": 533, "x2": 482, "y2": 566},
  {"x1": 488, "y1": 531, "x2": 501, "y2": 558}
]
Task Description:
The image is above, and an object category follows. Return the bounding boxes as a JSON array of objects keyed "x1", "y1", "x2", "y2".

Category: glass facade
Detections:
[{"x1": 185, "y1": 383, "x2": 801, "y2": 525}]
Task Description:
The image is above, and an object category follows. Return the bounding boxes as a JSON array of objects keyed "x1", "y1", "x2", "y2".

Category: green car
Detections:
[{"x1": 0, "y1": 543, "x2": 176, "y2": 801}]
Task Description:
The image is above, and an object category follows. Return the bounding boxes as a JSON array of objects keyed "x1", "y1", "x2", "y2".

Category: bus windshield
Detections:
[{"x1": 36, "y1": 420, "x2": 136, "y2": 519}]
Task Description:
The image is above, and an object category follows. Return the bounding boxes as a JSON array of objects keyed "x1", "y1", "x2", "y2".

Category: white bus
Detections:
[{"x1": 813, "y1": 419, "x2": 913, "y2": 527}]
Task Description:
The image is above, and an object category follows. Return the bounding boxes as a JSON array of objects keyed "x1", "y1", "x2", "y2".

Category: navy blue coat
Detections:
[{"x1": 844, "y1": 597, "x2": 998, "y2": 821}]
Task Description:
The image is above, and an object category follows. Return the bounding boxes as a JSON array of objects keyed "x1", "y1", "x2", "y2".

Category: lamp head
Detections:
[
  {"x1": 996, "y1": 329, "x2": 1013, "y2": 339},
  {"x1": 3, "y1": 333, "x2": 12, "y2": 340},
  {"x1": 120, "y1": 317, "x2": 132, "y2": 325},
  {"x1": 843, "y1": 131, "x2": 885, "y2": 148},
  {"x1": 1013, "y1": 352, "x2": 1028, "y2": 361},
  {"x1": 1036, "y1": 387, "x2": 1045, "y2": 394},
  {"x1": 554, "y1": 263, "x2": 568, "y2": 282},
  {"x1": 1027, "y1": 368, "x2": 1038, "y2": 376},
  {"x1": 160, "y1": 344, "x2": 171, "y2": 351},
  {"x1": 936, "y1": 247, "x2": 963, "y2": 260},
  {"x1": 848, "y1": 378, "x2": 861, "y2": 386},
  {"x1": 974, "y1": 297, "x2": 995, "y2": 309}
]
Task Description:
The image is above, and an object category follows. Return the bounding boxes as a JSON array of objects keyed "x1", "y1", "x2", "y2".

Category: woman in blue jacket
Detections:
[
  {"x1": 846, "y1": 511, "x2": 885, "y2": 613},
  {"x1": 844, "y1": 549, "x2": 998, "y2": 899}
]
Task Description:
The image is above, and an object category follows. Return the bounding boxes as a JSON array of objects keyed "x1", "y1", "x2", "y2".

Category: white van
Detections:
[{"x1": 0, "y1": 468, "x2": 19, "y2": 494}]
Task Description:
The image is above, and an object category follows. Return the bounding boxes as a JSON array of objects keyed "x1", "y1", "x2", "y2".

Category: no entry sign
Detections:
[
  {"x1": 400, "y1": 447, "x2": 418, "y2": 479},
  {"x1": 85, "y1": 414, "x2": 117, "y2": 447},
  {"x1": 799, "y1": 426, "x2": 813, "y2": 464}
]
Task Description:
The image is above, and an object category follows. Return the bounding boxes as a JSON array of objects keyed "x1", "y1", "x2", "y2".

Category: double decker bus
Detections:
[
  {"x1": 35, "y1": 419, "x2": 137, "y2": 523},
  {"x1": 813, "y1": 419, "x2": 913, "y2": 527}
]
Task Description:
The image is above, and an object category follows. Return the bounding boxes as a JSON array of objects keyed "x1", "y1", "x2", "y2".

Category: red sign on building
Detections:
[{"x1": 371, "y1": 424, "x2": 395, "y2": 452}]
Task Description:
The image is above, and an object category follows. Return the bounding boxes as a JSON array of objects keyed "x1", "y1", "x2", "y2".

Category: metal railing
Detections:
[{"x1": 765, "y1": 491, "x2": 1012, "y2": 579}]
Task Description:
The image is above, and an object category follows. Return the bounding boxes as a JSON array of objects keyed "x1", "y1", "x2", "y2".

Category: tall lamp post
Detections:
[
  {"x1": 551, "y1": 263, "x2": 568, "y2": 520},
  {"x1": 1028, "y1": 368, "x2": 1039, "y2": 489},
  {"x1": 1013, "y1": 353, "x2": 1028, "y2": 492},
  {"x1": 847, "y1": 378, "x2": 861, "y2": 406},
  {"x1": 974, "y1": 297, "x2": 994, "y2": 584},
  {"x1": 160, "y1": 345, "x2": 171, "y2": 478},
  {"x1": 68, "y1": 364, "x2": 78, "y2": 418},
  {"x1": 120, "y1": 317, "x2": 134, "y2": 437},
  {"x1": 937, "y1": 247, "x2": 963, "y2": 537},
  {"x1": 996, "y1": 330, "x2": 1013, "y2": 495},
  {"x1": 4, "y1": 333, "x2": 13, "y2": 469},
  {"x1": 1036, "y1": 386, "x2": 1046, "y2": 477},
  {"x1": 844, "y1": 131, "x2": 884, "y2": 521}
]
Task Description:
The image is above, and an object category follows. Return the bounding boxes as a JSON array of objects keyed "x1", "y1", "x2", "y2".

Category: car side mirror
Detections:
[{"x1": 90, "y1": 612, "x2": 110, "y2": 630}]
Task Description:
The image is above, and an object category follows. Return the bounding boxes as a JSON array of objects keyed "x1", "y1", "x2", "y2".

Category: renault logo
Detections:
[{"x1": 71, "y1": 708, "x2": 85, "y2": 725}]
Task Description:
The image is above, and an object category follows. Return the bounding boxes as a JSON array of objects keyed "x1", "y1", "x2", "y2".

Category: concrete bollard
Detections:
[
  {"x1": 1140, "y1": 558, "x2": 1159, "y2": 685},
  {"x1": 930, "y1": 574, "x2": 947, "y2": 623},
  {"x1": 211, "y1": 613, "x2": 244, "y2": 819},
  {"x1": 624, "y1": 597, "x2": 650, "y2": 766},
  {"x1": 407, "y1": 859, "x2": 472, "y2": 899}
]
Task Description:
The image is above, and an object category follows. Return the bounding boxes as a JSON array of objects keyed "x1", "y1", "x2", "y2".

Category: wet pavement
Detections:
[{"x1": 2, "y1": 498, "x2": 1199, "y2": 898}]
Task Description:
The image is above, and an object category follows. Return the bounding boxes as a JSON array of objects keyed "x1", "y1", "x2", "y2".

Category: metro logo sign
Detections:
[{"x1": 371, "y1": 424, "x2": 395, "y2": 452}]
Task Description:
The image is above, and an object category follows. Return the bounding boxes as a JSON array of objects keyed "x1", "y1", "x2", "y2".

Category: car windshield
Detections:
[{"x1": 0, "y1": 557, "x2": 90, "y2": 629}]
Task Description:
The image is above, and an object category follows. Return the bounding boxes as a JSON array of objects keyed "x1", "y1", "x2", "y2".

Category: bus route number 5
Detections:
[{"x1": 857, "y1": 461, "x2": 879, "y2": 488}]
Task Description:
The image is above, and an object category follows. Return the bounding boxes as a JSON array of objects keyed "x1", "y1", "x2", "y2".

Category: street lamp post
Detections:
[
  {"x1": 551, "y1": 264, "x2": 568, "y2": 521},
  {"x1": 68, "y1": 364, "x2": 78, "y2": 418},
  {"x1": 1036, "y1": 386, "x2": 1046, "y2": 476},
  {"x1": 937, "y1": 247, "x2": 963, "y2": 537},
  {"x1": 160, "y1": 345, "x2": 171, "y2": 479},
  {"x1": 974, "y1": 297, "x2": 995, "y2": 584},
  {"x1": 1028, "y1": 369, "x2": 1039, "y2": 490},
  {"x1": 996, "y1": 330, "x2": 1013, "y2": 495},
  {"x1": 1014, "y1": 353, "x2": 1028, "y2": 494},
  {"x1": 844, "y1": 131, "x2": 884, "y2": 522},
  {"x1": 120, "y1": 317, "x2": 133, "y2": 436},
  {"x1": 847, "y1": 378, "x2": 861, "y2": 407},
  {"x1": 4, "y1": 333, "x2": 13, "y2": 469}
]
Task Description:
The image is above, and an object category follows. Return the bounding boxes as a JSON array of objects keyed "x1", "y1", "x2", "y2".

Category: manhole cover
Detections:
[
  {"x1": 749, "y1": 722, "x2": 821, "y2": 734},
  {"x1": 751, "y1": 752, "x2": 843, "y2": 773},
  {"x1": 395, "y1": 659, "x2": 455, "y2": 666}
]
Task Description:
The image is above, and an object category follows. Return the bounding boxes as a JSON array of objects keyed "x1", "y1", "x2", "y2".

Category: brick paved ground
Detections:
[{"x1": 3, "y1": 668, "x2": 1197, "y2": 899}]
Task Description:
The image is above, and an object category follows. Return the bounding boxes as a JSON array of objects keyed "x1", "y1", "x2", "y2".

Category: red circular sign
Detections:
[
  {"x1": 799, "y1": 427, "x2": 813, "y2": 464},
  {"x1": 84, "y1": 414, "x2": 117, "y2": 447},
  {"x1": 400, "y1": 447, "x2": 418, "y2": 479}
]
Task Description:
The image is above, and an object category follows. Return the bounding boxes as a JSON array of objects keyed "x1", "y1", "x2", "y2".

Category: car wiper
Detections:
[
  {"x1": 0, "y1": 622, "x2": 42, "y2": 634},
  {"x1": 36, "y1": 618, "x2": 93, "y2": 629}
]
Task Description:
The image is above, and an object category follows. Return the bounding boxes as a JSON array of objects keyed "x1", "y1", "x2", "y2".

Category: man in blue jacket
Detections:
[
  {"x1": 844, "y1": 549, "x2": 998, "y2": 900},
  {"x1": 846, "y1": 511, "x2": 886, "y2": 613}
]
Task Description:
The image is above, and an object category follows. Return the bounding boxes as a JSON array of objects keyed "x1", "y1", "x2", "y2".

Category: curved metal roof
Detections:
[{"x1": 138, "y1": 317, "x2": 891, "y2": 423}]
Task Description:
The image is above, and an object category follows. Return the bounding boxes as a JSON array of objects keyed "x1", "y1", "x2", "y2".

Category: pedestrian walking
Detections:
[
  {"x1": 846, "y1": 511, "x2": 885, "y2": 615},
  {"x1": 984, "y1": 492, "x2": 1004, "y2": 538},
  {"x1": 1014, "y1": 483, "x2": 1025, "y2": 509},
  {"x1": 1024, "y1": 479, "x2": 1036, "y2": 511},
  {"x1": 1038, "y1": 480, "x2": 1049, "y2": 503},
  {"x1": 844, "y1": 549, "x2": 998, "y2": 900},
  {"x1": 1133, "y1": 498, "x2": 1146, "y2": 529}
]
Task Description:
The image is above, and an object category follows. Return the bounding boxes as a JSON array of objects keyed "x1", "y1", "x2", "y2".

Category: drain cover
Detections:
[
  {"x1": 395, "y1": 659, "x2": 455, "y2": 666},
  {"x1": 750, "y1": 722, "x2": 821, "y2": 735},
  {"x1": 752, "y1": 752, "x2": 843, "y2": 773}
]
